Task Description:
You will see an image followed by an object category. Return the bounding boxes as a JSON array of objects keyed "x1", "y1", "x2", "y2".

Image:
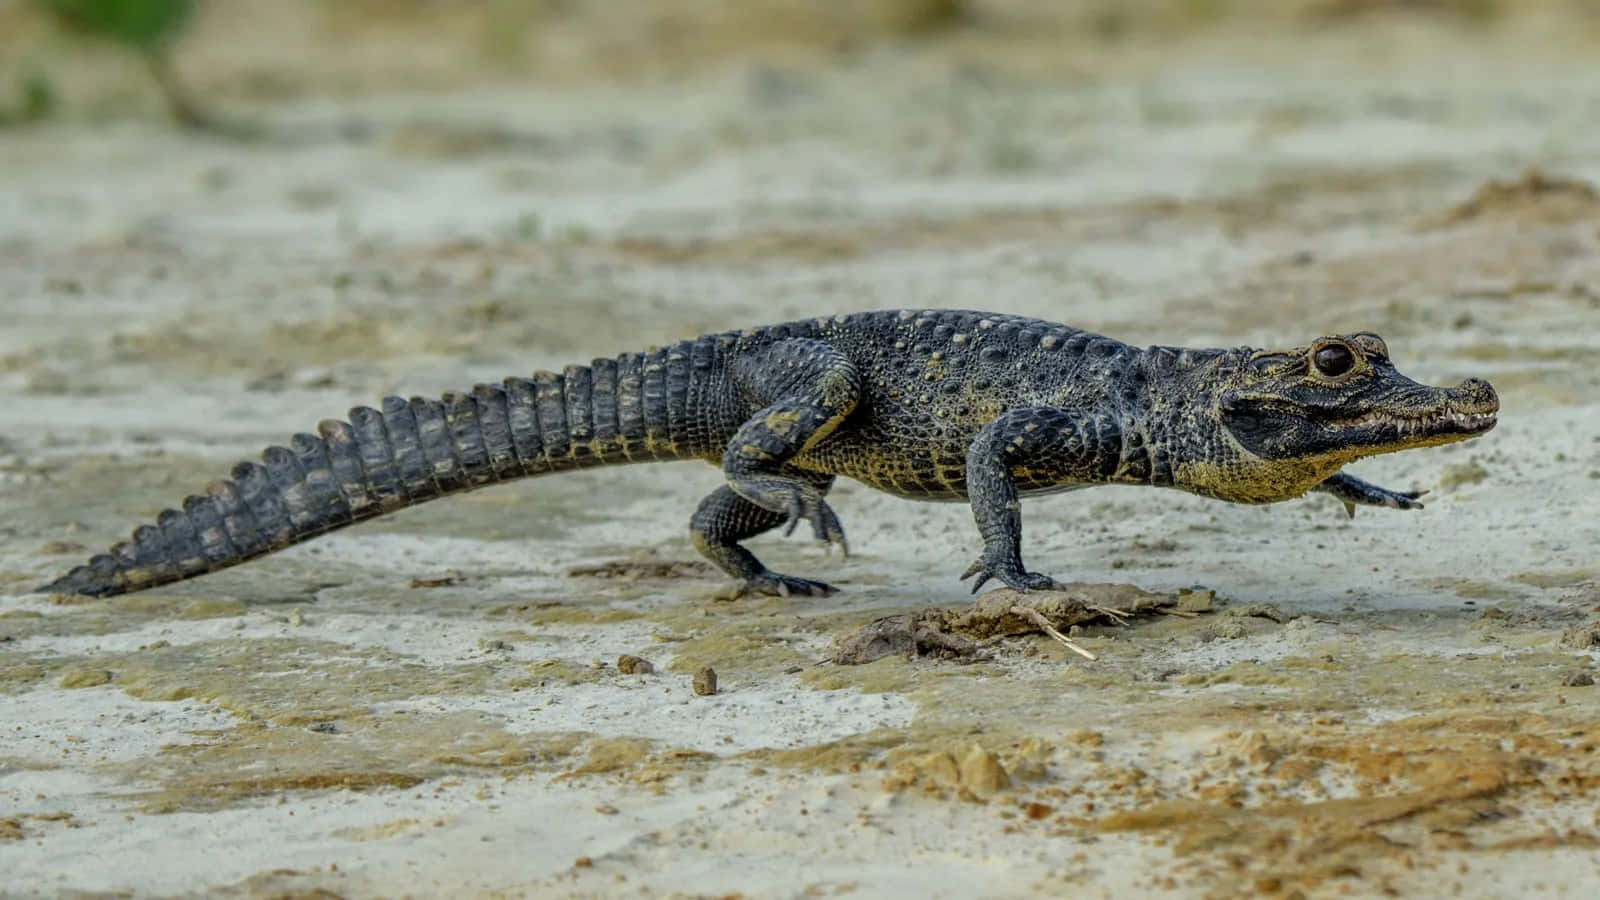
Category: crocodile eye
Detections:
[{"x1": 1313, "y1": 343, "x2": 1356, "y2": 377}]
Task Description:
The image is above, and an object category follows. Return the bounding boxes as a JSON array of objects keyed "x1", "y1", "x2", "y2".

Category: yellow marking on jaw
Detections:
[
  {"x1": 1183, "y1": 414, "x2": 1488, "y2": 503},
  {"x1": 1174, "y1": 456, "x2": 1340, "y2": 504},
  {"x1": 1177, "y1": 440, "x2": 1385, "y2": 504}
]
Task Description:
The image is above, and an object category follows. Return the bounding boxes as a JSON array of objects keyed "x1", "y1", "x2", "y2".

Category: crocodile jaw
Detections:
[{"x1": 1336, "y1": 406, "x2": 1497, "y2": 443}]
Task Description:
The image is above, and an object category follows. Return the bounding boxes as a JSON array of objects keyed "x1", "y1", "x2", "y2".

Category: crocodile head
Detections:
[
  {"x1": 1179, "y1": 332, "x2": 1497, "y2": 502},
  {"x1": 1219, "y1": 331, "x2": 1498, "y2": 462}
]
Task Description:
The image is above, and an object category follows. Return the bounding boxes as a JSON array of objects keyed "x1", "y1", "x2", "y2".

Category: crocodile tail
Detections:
[{"x1": 36, "y1": 344, "x2": 727, "y2": 597}]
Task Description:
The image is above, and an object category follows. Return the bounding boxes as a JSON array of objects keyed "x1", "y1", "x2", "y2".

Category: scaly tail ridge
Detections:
[{"x1": 36, "y1": 343, "x2": 728, "y2": 597}]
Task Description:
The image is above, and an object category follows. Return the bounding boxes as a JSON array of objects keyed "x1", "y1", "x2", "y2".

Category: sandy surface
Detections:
[{"x1": 3, "y1": 8, "x2": 1600, "y2": 898}]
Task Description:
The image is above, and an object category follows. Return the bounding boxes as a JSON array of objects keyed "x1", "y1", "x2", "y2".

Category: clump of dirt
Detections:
[
  {"x1": 616, "y1": 654, "x2": 655, "y2": 675},
  {"x1": 1419, "y1": 170, "x2": 1600, "y2": 230},
  {"x1": 882, "y1": 743, "x2": 1014, "y2": 801},
  {"x1": 831, "y1": 583, "x2": 1191, "y2": 665},
  {"x1": 831, "y1": 613, "x2": 986, "y2": 664}
]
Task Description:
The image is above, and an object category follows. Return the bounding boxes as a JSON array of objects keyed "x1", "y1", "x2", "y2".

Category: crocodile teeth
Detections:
[{"x1": 1349, "y1": 409, "x2": 1496, "y2": 434}]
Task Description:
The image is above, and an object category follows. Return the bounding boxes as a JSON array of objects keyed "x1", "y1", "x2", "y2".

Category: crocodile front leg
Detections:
[
  {"x1": 962, "y1": 406, "x2": 1123, "y2": 593},
  {"x1": 1314, "y1": 471, "x2": 1427, "y2": 518}
]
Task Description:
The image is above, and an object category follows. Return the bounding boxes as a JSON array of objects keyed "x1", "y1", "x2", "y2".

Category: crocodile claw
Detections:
[
  {"x1": 1342, "y1": 487, "x2": 1428, "y2": 518},
  {"x1": 742, "y1": 571, "x2": 839, "y2": 598},
  {"x1": 780, "y1": 494, "x2": 849, "y2": 556},
  {"x1": 959, "y1": 558, "x2": 1057, "y2": 594}
]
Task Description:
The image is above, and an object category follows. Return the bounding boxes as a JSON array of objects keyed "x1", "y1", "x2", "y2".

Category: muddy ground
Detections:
[{"x1": 3, "y1": 4, "x2": 1600, "y2": 898}]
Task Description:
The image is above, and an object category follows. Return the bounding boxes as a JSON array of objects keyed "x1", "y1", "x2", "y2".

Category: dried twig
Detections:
[
  {"x1": 1088, "y1": 605, "x2": 1133, "y2": 626},
  {"x1": 1010, "y1": 605, "x2": 1097, "y2": 661}
]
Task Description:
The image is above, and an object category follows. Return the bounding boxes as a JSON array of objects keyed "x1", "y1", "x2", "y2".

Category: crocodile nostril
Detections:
[{"x1": 1454, "y1": 377, "x2": 1499, "y2": 412}]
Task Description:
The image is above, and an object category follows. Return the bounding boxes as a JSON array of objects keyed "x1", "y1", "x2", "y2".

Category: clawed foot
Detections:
[
  {"x1": 959, "y1": 557, "x2": 1058, "y2": 594},
  {"x1": 741, "y1": 570, "x2": 839, "y2": 598},
  {"x1": 1341, "y1": 488, "x2": 1428, "y2": 518},
  {"x1": 778, "y1": 491, "x2": 849, "y2": 556}
]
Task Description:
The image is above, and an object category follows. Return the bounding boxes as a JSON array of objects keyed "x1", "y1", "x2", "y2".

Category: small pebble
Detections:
[
  {"x1": 1560, "y1": 670, "x2": 1595, "y2": 687},
  {"x1": 410, "y1": 570, "x2": 464, "y2": 588},
  {"x1": 617, "y1": 654, "x2": 654, "y2": 675},
  {"x1": 692, "y1": 666, "x2": 718, "y2": 696}
]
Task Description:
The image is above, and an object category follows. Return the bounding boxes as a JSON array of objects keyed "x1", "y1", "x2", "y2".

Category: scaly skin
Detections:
[{"x1": 36, "y1": 310, "x2": 1499, "y2": 598}]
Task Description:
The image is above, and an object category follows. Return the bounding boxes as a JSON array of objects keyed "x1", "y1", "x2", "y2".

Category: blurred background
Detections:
[
  {"x1": 3, "y1": 0, "x2": 1597, "y2": 394},
  {"x1": 4, "y1": 2, "x2": 1597, "y2": 104}
]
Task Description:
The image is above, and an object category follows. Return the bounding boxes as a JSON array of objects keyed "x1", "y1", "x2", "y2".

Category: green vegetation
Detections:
[
  {"x1": 31, "y1": 0, "x2": 244, "y2": 133},
  {"x1": 35, "y1": 0, "x2": 197, "y2": 48},
  {"x1": 0, "y1": 69, "x2": 58, "y2": 126}
]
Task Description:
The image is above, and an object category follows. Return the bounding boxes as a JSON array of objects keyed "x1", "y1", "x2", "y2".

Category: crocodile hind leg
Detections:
[
  {"x1": 1314, "y1": 471, "x2": 1427, "y2": 518},
  {"x1": 690, "y1": 477, "x2": 840, "y2": 597},
  {"x1": 721, "y1": 339, "x2": 859, "y2": 556}
]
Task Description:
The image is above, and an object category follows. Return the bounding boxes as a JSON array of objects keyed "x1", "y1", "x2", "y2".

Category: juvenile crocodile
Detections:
[{"x1": 38, "y1": 309, "x2": 1499, "y2": 598}]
